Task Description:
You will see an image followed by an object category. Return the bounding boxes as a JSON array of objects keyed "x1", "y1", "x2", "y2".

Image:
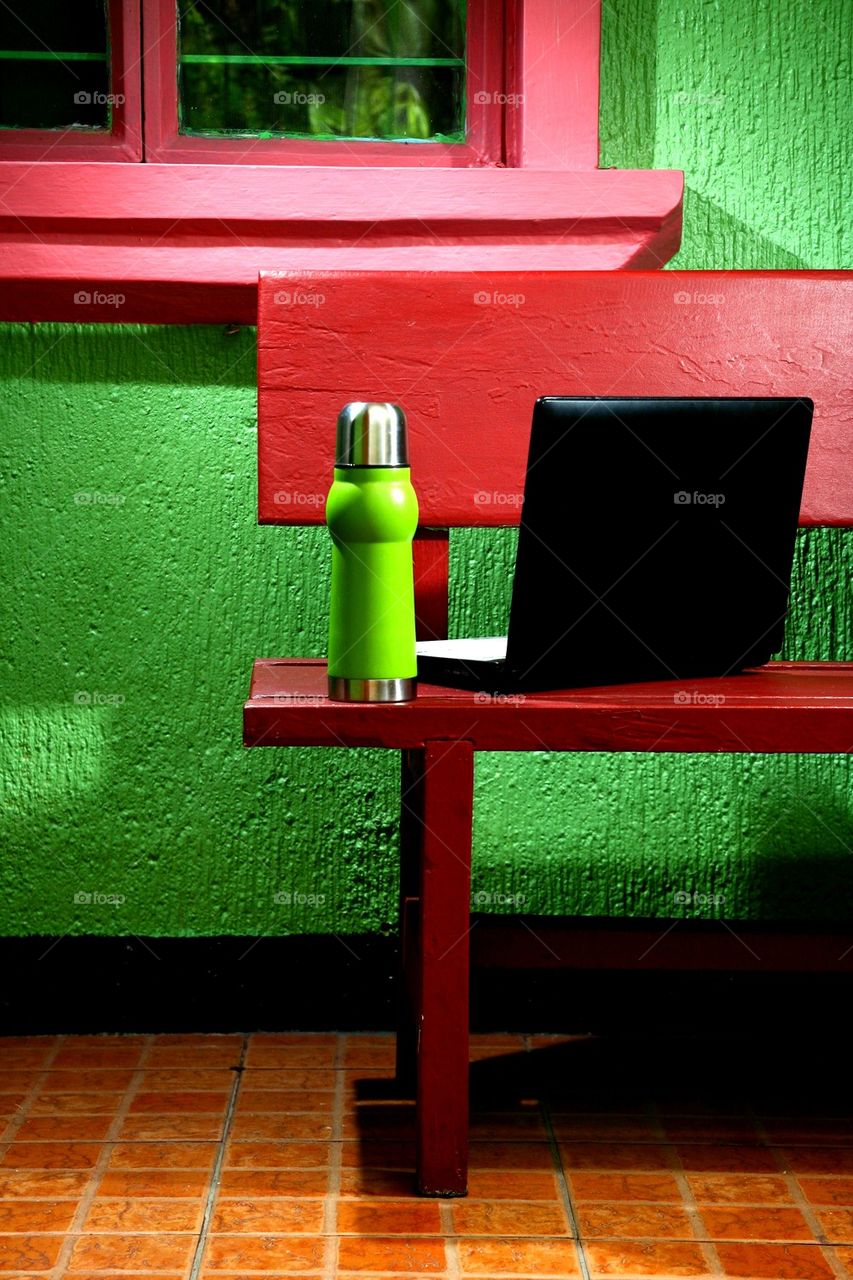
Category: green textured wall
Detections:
[
  {"x1": 1, "y1": 326, "x2": 400, "y2": 937},
  {"x1": 1, "y1": 0, "x2": 851, "y2": 935},
  {"x1": 600, "y1": 0, "x2": 852, "y2": 268}
]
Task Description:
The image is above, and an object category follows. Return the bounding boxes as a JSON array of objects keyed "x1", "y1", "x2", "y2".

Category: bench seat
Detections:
[{"x1": 246, "y1": 659, "x2": 853, "y2": 753}]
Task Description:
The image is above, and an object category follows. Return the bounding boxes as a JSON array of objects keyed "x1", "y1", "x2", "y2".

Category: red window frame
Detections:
[
  {"x1": 0, "y1": 0, "x2": 686, "y2": 322},
  {"x1": 0, "y1": 0, "x2": 142, "y2": 162},
  {"x1": 142, "y1": 0, "x2": 504, "y2": 166}
]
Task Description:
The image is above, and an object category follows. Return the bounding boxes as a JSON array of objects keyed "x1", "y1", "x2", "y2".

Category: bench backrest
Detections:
[{"x1": 258, "y1": 269, "x2": 852, "y2": 636}]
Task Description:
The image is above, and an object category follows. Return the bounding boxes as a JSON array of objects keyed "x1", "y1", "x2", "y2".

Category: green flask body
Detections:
[{"x1": 326, "y1": 466, "x2": 419, "y2": 689}]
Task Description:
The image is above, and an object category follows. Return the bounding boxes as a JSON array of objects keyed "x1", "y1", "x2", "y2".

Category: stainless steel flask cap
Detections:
[{"x1": 336, "y1": 402, "x2": 409, "y2": 467}]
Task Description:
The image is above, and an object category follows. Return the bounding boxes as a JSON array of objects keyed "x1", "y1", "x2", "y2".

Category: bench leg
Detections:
[
  {"x1": 416, "y1": 739, "x2": 474, "y2": 1196},
  {"x1": 396, "y1": 748, "x2": 423, "y2": 1092}
]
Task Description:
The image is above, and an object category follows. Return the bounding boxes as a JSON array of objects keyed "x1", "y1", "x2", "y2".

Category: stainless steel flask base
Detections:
[{"x1": 327, "y1": 676, "x2": 417, "y2": 703}]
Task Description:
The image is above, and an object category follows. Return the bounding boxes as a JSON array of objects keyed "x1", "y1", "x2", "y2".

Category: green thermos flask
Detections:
[{"x1": 326, "y1": 402, "x2": 418, "y2": 702}]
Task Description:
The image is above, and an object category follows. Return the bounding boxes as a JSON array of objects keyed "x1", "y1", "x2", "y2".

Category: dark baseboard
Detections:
[
  {"x1": 0, "y1": 935, "x2": 399, "y2": 1035},
  {"x1": 470, "y1": 914, "x2": 853, "y2": 971},
  {"x1": 1, "y1": 920, "x2": 851, "y2": 1035}
]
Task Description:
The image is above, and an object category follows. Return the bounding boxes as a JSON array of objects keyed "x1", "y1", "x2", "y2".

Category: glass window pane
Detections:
[
  {"x1": 178, "y1": 0, "x2": 466, "y2": 142},
  {"x1": 0, "y1": 0, "x2": 110, "y2": 131}
]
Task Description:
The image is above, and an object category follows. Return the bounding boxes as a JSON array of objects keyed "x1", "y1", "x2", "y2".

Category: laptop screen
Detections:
[{"x1": 504, "y1": 397, "x2": 812, "y2": 688}]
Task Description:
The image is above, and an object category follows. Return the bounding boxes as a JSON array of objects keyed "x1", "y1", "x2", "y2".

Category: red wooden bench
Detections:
[{"x1": 246, "y1": 269, "x2": 853, "y2": 1195}]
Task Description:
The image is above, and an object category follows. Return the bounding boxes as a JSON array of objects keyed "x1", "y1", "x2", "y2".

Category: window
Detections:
[
  {"x1": 144, "y1": 0, "x2": 502, "y2": 164},
  {"x1": 177, "y1": 0, "x2": 467, "y2": 143},
  {"x1": 0, "y1": 0, "x2": 140, "y2": 159},
  {"x1": 0, "y1": 0, "x2": 109, "y2": 129}
]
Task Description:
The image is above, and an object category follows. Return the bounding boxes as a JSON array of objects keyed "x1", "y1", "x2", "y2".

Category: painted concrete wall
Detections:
[{"x1": 1, "y1": 0, "x2": 850, "y2": 935}]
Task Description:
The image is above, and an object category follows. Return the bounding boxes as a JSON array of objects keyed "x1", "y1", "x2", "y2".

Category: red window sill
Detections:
[{"x1": 0, "y1": 162, "x2": 683, "y2": 324}]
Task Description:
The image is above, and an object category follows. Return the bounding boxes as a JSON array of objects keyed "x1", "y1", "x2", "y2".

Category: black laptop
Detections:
[{"x1": 416, "y1": 396, "x2": 813, "y2": 693}]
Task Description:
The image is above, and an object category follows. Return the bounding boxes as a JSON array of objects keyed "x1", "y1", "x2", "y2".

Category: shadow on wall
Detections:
[
  {"x1": 599, "y1": 0, "x2": 659, "y2": 172},
  {"x1": 600, "y1": 0, "x2": 850, "y2": 271},
  {"x1": 673, "y1": 188, "x2": 809, "y2": 270},
  {"x1": 750, "y1": 794, "x2": 853, "y2": 920},
  {"x1": 1, "y1": 322, "x2": 399, "y2": 939},
  {"x1": 0, "y1": 322, "x2": 258, "y2": 387}
]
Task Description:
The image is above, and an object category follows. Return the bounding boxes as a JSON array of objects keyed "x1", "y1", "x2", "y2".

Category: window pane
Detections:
[
  {"x1": 178, "y1": 0, "x2": 466, "y2": 142},
  {"x1": 0, "y1": 0, "x2": 110, "y2": 131}
]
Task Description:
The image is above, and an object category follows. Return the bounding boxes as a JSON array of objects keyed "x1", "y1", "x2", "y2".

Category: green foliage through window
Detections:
[{"x1": 178, "y1": 0, "x2": 466, "y2": 142}]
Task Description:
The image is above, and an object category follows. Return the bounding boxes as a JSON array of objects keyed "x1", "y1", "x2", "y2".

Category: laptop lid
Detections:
[{"x1": 503, "y1": 396, "x2": 813, "y2": 689}]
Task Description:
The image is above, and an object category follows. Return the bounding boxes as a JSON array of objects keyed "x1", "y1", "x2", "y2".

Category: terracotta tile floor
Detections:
[{"x1": 2, "y1": 1031, "x2": 853, "y2": 1278}]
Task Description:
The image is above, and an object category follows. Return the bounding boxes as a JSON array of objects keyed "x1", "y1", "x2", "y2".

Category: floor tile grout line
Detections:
[
  {"x1": 649, "y1": 1101, "x2": 724, "y2": 1277},
  {"x1": 6, "y1": 1227, "x2": 853, "y2": 1243},
  {"x1": 321, "y1": 1034, "x2": 346, "y2": 1280},
  {"x1": 445, "y1": 1019, "x2": 485, "y2": 1280},
  {"x1": 544, "y1": 1135, "x2": 853, "y2": 1148},
  {"x1": 12, "y1": 1129, "x2": 853, "y2": 1150},
  {"x1": 12, "y1": 1131, "x2": 853, "y2": 1146},
  {"x1": 576, "y1": 1234, "x2": 853, "y2": 1246},
  {"x1": 1, "y1": 1230, "x2": 853, "y2": 1245},
  {"x1": 50, "y1": 1033, "x2": 155, "y2": 1280},
  {"x1": 38, "y1": 1198, "x2": 845, "y2": 1208},
  {"x1": 524, "y1": 1032, "x2": 590, "y2": 1276},
  {"x1": 539, "y1": 1097, "x2": 592, "y2": 1280},
  {"x1": 0, "y1": 1035, "x2": 65, "y2": 1159},
  {"x1": 440, "y1": 1199, "x2": 461, "y2": 1280},
  {"x1": 752, "y1": 1114, "x2": 850, "y2": 1280},
  {"x1": 186, "y1": 1033, "x2": 250, "y2": 1280},
  {"x1": 16, "y1": 1129, "x2": 853, "y2": 1159}
]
